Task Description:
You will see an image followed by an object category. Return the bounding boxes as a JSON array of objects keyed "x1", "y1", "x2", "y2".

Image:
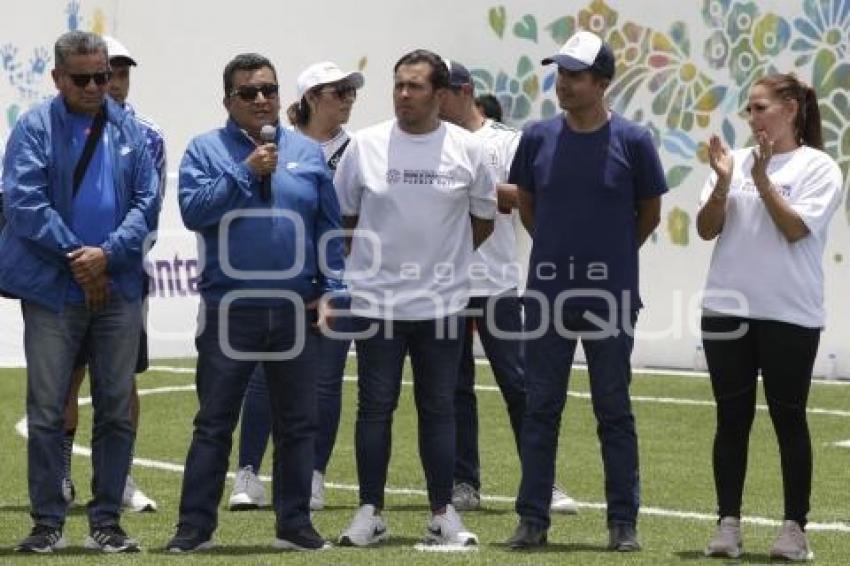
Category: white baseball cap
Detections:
[
  {"x1": 296, "y1": 61, "x2": 364, "y2": 98},
  {"x1": 542, "y1": 30, "x2": 615, "y2": 79},
  {"x1": 102, "y1": 35, "x2": 136, "y2": 66}
]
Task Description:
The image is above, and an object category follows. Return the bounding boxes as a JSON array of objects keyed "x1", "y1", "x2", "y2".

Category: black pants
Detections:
[{"x1": 702, "y1": 315, "x2": 819, "y2": 526}]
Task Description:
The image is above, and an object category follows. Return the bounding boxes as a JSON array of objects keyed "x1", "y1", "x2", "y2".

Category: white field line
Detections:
[
  {"x1": 13, "y1": 367, "x2": 850, "y2": 533},
  {"x1": 144, "y1": 366, "x2": 850, "y2": 419}
]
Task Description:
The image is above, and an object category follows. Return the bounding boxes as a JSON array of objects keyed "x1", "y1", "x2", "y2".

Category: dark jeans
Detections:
[
  {"x1": 237, "y1": 316, "x2": 352, "y2": 474},
  {"x1": 354, "y1": 315, "x2": 463, "y2": 511},
  {"x1": 702, "y1": 314, "x2": 819, "y2": 527},
  {"x1": 177, "y1": 304, "x2": 318, "y2": 534},
  {"x1": 22, "y1": 297, "x2": 140, "y2": 528},
  {"x1": 454, "y1": 291, "x2": 525, "y2": 489},
  {"x1": 516, "y1": 305, "x2": 639, "y2": 529}
]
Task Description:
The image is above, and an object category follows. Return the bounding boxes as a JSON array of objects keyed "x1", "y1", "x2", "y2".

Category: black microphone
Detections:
[{"x1": 259, "y1": 124, "x2": 277, "y2": 202}]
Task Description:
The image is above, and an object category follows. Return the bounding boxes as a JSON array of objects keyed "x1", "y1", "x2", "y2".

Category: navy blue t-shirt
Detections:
[{"x1": 509, "y1": 113, "x2": 667, "y2": 311}]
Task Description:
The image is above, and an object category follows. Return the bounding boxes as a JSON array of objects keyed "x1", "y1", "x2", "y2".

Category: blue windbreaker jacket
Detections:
[
  {"x1": 0, "y1": 96, "x2": 160, "y2": 311},
  {"x1": 179, "y1": 120, "x2": 345, "y2": 305}
]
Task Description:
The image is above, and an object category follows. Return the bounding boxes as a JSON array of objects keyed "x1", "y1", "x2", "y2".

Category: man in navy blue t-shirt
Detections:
[{"x1": 505, "y1": 31, "x2": 667, "y2": 552}]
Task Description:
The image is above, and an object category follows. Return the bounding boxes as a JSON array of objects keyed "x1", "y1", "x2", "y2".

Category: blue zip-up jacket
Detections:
[
  {"x1": 179, "y1": 120, "x2": 345, "y2": 305},
  {"x1": 0, "y1": 96, "x2": 160, "y2": 312}
]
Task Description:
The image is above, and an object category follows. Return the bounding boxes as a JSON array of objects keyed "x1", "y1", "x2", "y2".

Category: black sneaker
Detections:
[
  {"x1": 608, "y1": 522, "x2": 641, "y2": 552},
  {"x1": 85, "y1": 523, "x2": 140, "y2": 553},
  {"x1": 273, "y1": 524, "x2": 330, "y2": 551},
  {"x1": 506, "y1": 519, "x2": 548, "y2": 550},
  {"x1": 15, "y1": 524, "x2": 66, "y2": 553},
  {"x1": 166, "y1": 524, "x2": 214, "y2": 553}
]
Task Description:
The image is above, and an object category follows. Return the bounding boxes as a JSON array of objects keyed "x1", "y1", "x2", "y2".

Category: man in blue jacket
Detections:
[
  {"x1": 0, "y1": 31, "x2": 159, "y2": 553},
  {"x1": 166, "y1": 53, "x2": 345, "y2": 553}
]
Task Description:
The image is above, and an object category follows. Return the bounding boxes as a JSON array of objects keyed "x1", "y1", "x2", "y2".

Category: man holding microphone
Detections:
[{"x1": 166, "y1": 52, "x2": 345, "y2": 552}]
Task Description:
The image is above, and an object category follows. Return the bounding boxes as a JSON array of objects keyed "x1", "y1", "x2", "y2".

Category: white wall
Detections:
[{"x1": 1, "y1": 0, "x2": 848, "y2": 375}]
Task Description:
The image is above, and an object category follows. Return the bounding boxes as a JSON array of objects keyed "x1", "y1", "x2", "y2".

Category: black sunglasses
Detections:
[
  {"x1": 317, "y1": 83, "x2": 357, "y2": 99},
  {"x1": 231, "y1": 83, "x2": 280, "y2": 101},
  {"x1": 67, "y1": 71, "x2": 112, "y2": 88}
]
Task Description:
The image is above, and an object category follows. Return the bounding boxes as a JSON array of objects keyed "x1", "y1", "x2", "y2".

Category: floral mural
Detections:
[{"x1": 472, "y1": 0, "x2": 850, "y2": 243}]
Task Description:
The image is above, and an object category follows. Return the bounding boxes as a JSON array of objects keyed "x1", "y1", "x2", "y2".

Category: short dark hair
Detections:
[
  {"x1": 393, "y1": 49, "x2": 449, "y2": 90},
  {"x1": 54, "y1": 31, "x2": 106, "y2": 68},
  {"x1": 222, "y1": 53, "x2": 277, "y2": 97},
  {"x1": 475, "y1": 94, "x2": 503, "y2": 122}
]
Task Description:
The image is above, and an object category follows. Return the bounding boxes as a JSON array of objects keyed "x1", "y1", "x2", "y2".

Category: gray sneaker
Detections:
[
  {"x1": 415, "y1": 504, "x2": 478, "y2": 551},
  {"x1": 310, "y1": 470, "x2": 325, "y2": 511},
  {"x1": 550, "y1": 485, "x2": 578, "y2": 514},
  {"x1": 228, "y1": 465, "x2": 267, "y2": 510},
  {"x1": 705, "y1": 516, "x2": 742, "y2": 558},
  {"x1": 770, "y1": 520, "x2": 813, "y2": 561},
  {"x1": 338, "y1": 504, "x2": 388, "y2": 547},
  {"x1": 451, "y1": 482, "x2": 480, "y2": 512}
]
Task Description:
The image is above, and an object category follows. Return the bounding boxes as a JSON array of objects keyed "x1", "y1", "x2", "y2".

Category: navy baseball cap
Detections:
[
  {"x1": 446, "y1": 60, "x2": 473, "y2": 88},
  {"x1": 542, "y1": 30, "x2": 615, "y2": 79}
]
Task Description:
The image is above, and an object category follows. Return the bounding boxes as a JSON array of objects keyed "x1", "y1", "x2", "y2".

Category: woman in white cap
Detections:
[
  {"x1": 287, "y1": 61, "x2": 364, "y2": 170},
  {"x1": 228, "y1": 61, "x2": 363, "y2": 513}
]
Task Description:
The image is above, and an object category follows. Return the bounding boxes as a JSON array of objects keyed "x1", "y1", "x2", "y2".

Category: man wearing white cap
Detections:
[
  {"x1": 227, "y1": 61, "x2": 364, "y2": 512},
  {"x1": 505, "y1": 31, "x2": 667, "y2": 551},
  {"x1": 59, "y1": 34, "x2": 166, "y2": 515}
]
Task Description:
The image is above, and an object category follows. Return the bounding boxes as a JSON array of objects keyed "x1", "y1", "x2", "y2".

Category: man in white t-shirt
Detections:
[
  {"x1": 438, "y1": 60, "x2": 578, "y2": 515},
  {"x1": 334, "y1": 49, "x2": 496, "y2": 551}
]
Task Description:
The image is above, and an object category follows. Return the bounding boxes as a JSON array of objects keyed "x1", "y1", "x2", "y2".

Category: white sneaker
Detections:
[
  {"x1": 338, "y1": 504, "x2": 388, "y2": 547},
  {"x1": 415, "y1": 504, "x2": 478, "y2": 552},
  {"x1": 705, "y1": 516, "x2": 742, "y2": 558},
  {"x1": 122, "y1": 476, "x2": 157, "y2": 512},
  {"x1": 61, "y1": 477, "x2": 76, "y2": 507},
  {"x1": 310, "y1": 470, "x2": 324, "y2": 511},
  {"x1": 228, "y1": 466, "x2": 267, "y2": 511},
  {"x1": 770, "y1": 520, "x2": 814, "y2": 561},
  {"x1": 550, "y1": 485, "x2": 578, "y2": 514},
  {"x1": 451, "y1": 482, "x2": 481, "y2": 512}
]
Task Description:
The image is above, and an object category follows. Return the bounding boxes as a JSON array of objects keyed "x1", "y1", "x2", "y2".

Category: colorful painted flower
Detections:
[
  {"x1": 578, "y1": 0, "x2": 618, "y2": 38},
  {"x1": 703, "y1": 30, "x2": 730, "y2": 68},
  {"x1": 644, "y1": 24, "x2": 726, "y2": 130},
  {"x1": 607, "y1": 22, "x2": 651, "y2": 111},
  {"x1": 473, "y1": 56, "x2": 539, "y2": 123},
  {"x1": 819, "y1": 89, "x2": 850, "y2": 219},
  {"x1": 792, "y1": 0, "x2": 850, "y2": 65},
  {"x1": 729, "y1": 37, "x2": 761, "y2": 86},
  {"x1": 667, "y1": 207, "x2": 691, "y2": 246},
  {"x1": 752, "y1": 13, "x2": 791, "y2": 56},
  {"x1": 702, "y1": 0, "x2": 732, "y2": 28},
  {"x1": 546, "y1": 15, "x2": 576, "y2": 46},
  {"x1": 725, "y1": 1, "x2": 759, "y2": 42}
]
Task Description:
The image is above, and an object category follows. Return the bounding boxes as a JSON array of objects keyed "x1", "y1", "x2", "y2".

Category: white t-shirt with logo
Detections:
[
  {"x1": 700, "y1": 145, "x2": 842, "y2": 328},
  {"x1": 335, "y1": 119, "x2": 497, "y2": 320},
  {"x1": 470, "y1": 119, "x2": 522, "y2": 296}
]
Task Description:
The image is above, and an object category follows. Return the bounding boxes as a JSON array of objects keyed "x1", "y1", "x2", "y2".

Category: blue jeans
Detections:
[
  {"x1": 237, "y1": 315, "x2": 352, "y2": 474},
  {"x1": 354, "y1": 315, "x2": 463, "y2": 511},
  {"x1": 177, "y1": 304, "x2": 318, "y2": 534},
  {"x1": 22, "y1": 296, "x2": 140, "y2": 528},
  {"x1": 516, "y1": 304, "x2": 640, "y2": 528},
  {"x1": 454, "y1": 291, "x2": 525, "y2": 489}
]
